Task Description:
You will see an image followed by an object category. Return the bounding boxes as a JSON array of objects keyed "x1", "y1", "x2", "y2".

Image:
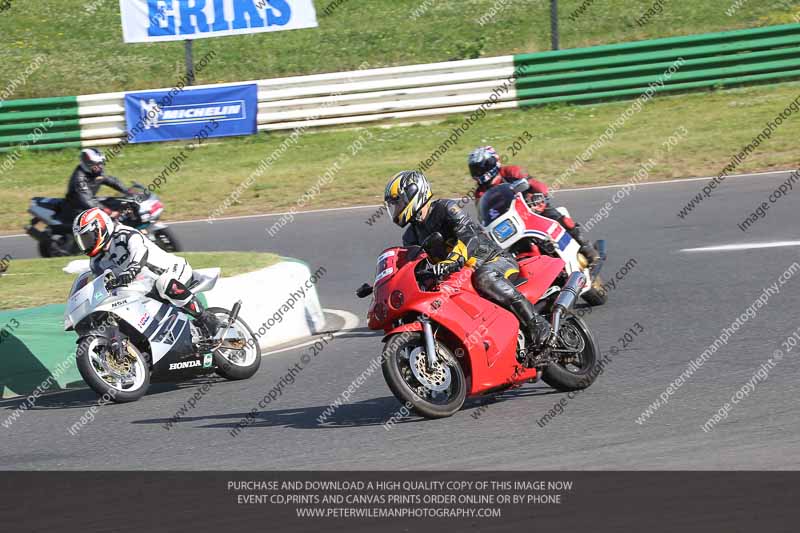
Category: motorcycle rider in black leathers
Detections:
[
  {"x1": 64, "y1": 148, "x2": 132, "y2": 224},
  {"x1": 385, "y1": 170, "x2": 552, "y2": 348}
]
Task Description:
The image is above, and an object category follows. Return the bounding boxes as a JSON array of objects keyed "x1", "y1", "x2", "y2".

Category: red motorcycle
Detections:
[{"x1": 356, "y1": 233, "x2": 602, "y2": 419}]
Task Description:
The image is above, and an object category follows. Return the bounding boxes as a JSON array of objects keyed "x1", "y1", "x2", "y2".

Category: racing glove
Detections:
[
  {"x1": 430, "y1": 259, "x2": 464, "y2": 280},
  {"x1": 105, "y1": 270, "x2": 135, "y2": 290}
]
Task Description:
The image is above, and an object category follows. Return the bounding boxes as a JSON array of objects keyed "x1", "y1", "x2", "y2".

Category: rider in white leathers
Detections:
[{"x1": 73, "y1": 207, "x2": 220, "y2": 335}]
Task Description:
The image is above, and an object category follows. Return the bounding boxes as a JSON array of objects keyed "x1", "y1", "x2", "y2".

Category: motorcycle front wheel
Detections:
[
  {"x1": 382, "y1": 332, "x2": 466, "y2": 419},
  {"x1": 76, "y1": 335, "x2": 150, "y2": 403}
]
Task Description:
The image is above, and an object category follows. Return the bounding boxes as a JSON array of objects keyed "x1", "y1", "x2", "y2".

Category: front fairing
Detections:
[
  {"x1": 366, "y1": 246, "x2": 482, "y2": 331},
  {"x1": 63, "y1": 270, "x2": 156, "y2": 331}
]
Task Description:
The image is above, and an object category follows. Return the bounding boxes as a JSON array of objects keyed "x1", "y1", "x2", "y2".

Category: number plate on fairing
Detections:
[
  {"x1": 493, "y1": 220, "x2": 517, "y2": 242},
  {"x1": 375, "y1": 250, "x2": 398, "y2": 286}
]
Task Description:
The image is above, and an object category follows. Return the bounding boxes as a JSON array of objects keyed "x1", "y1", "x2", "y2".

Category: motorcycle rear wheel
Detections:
[
  {"x1": 152, "y1": 227, "x2": 181, "y2": 252},
  {"x1": 382, "y1": 333, "x2": 466, "y2": 419},
  {"x1": 38, "y1": 237, "x2": 74, "y2": 258},
  {"x1": 541, "y1": 316, "x2": 602, "y2": 392},
  {"x1": 208, "y1": 308, "x2": 261, "y2": 381},
  {"x1": 581, "y1": 275, "x2": 607, "y2": 306}
]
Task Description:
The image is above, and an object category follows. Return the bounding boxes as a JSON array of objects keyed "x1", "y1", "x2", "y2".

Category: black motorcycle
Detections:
[{"x1": 25, "y1": 183, "x2": 180, "y2": 257}]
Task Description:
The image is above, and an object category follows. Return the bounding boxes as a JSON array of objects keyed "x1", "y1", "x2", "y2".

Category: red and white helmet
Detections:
[{"x1": 72, "y1": 208, "x2": 114, "y2": 257}]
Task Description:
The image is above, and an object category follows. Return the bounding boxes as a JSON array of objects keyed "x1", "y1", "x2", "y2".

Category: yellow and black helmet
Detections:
[{"x1": 384, "y1": 171, "x2": 432, "y2": 227}]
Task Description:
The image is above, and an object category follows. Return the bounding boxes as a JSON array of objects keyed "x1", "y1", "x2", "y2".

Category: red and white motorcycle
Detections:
[{"x1": 478, "y1": 180, "x2": 607, "y2": 306}]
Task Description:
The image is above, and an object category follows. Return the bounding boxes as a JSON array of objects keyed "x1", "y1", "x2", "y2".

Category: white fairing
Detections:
[
  {"x1": 63, "y1": 269, "x2": 213, "y2": 364},
  {"x1": 138, "y1": 193, "x2": 164, "y2": 223},
  {"x1": 484, "y1": 195, "x2": 593, "y2": 293}
]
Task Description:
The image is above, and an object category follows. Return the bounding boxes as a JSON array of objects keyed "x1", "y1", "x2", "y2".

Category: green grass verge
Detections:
[
  {"x1": 0, "y1": 252, "x2": 280, "y2": 310},
  {"x1": 1, "y1": 81, "x2": 799, "y2": 233},
  {"x1": 1, "y1": 1, "x2": 798, "y2": 99}
]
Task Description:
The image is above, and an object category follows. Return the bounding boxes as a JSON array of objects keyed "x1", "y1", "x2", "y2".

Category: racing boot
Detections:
[
  {"x1": 510, "y1": 296, "x2": 552, "y2": 349},
  {"x1": 568, "y1": 224, "x2": 600, "y2": 266},
  {"x1": 187, "y1": 298, "x2": 221, "y2": 337}
]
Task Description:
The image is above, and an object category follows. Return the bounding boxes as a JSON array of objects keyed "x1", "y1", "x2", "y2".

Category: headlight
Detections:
[
  {"x1": 493, "y1": 220, "x2": 517, "y2": 242},
  {"x1": 389, "y1": 290, "x2": 404, "y2": 309}
]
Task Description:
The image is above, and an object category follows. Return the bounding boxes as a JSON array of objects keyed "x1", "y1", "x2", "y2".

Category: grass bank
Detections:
[{"x1": 0, "y1": 252, "x2": 280, "y2": 310}]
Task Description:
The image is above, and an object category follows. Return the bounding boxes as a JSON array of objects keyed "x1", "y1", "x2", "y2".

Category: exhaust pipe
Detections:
[
  {"x1": 229, "y1": 300, "x2": 242, "y2": 325},
  {"x1": 550, "y1": 272, "x2": 586, "y2": 341},
  {"x1": 211, "y1": 300, "x2": 242, "y2": 351}
]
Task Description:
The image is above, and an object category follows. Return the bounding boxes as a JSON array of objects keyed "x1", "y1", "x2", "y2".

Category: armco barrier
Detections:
[
  {"x1": 0, "y1": 260, "x2": 326, "y2": 399},
  {"x1": 0, "y1": 24, "x2": 798, "y2": 153}
]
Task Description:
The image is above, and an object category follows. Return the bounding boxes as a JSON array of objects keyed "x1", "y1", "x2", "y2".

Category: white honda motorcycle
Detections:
[{"x1": 64, "y1": 268, "x2": 261, "y2": 402}]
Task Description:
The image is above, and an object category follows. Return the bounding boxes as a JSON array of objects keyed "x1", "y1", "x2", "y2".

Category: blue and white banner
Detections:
[
  {"x1": 119, "y1": 0, "x2": 318, "y2": 43},
  {"x1": 124, "y1": 84, "x2": 258, "y2": 143}
]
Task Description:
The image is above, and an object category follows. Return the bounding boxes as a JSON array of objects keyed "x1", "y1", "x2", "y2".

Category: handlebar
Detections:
[{"x1": 356, "y1": 283, "x2": 373, "y2": 298}]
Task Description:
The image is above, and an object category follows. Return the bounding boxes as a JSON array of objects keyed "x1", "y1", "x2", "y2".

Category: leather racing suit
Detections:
[
  {"x1": 64, "y1": 166, "x2": 128, "y2": 223},
  {"x1": 90, "y1": 224, "x2": 217, "y2": 334},
  {"x1": 475, "y1": 165, "x2": 600, "y2": 263},
  {"x1": 402, "y1": 199, "x2": 550, "y2": 345}
]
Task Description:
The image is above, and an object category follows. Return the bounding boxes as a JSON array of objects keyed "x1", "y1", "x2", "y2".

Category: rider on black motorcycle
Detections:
[
  {"x1": 384, "y1": 170, "x2": 552, "y2": 348},
  {"x1": 64, "y1": 148, "x2": 134, "y2": 224},
  {"x1": 72, "y1": 207, "x2": 220, "y2": 336},
  {"x1": 468, "y1": 146, "x2": 600, "y2": 264}
]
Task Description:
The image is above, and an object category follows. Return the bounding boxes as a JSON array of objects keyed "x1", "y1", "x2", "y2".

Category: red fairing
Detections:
[{"x1": 366, "y1": 245, "x2": 564, "y2": 395}]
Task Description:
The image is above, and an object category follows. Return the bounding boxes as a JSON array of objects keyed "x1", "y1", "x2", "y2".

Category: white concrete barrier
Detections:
[{"x1": 203, "y1": 261, "x2": 326, "y2": 350}]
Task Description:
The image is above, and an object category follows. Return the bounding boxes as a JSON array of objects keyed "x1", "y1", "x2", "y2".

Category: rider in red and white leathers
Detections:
[{"x1": 469, "y1": 146, "x2": 600, "y2": 264}]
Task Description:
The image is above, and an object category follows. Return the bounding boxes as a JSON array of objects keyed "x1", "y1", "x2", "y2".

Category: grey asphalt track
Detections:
[{"x1": 1, "y1": 171, "x2": 799, "y2": 470}]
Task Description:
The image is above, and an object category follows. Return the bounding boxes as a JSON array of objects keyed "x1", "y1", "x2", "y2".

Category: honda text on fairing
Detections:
[
  {"x1": 25, "y1": 183, "x2": 179, "y2": 257},
  {"x1": 479, "y1": 180, "x2": 608, "y2": 306},
  {"x1": 356, "y1": 232, "x2": 603, "y2": 419},
  {"x1": 64, "y1": 267, "x2": 261, "y2": 402}
]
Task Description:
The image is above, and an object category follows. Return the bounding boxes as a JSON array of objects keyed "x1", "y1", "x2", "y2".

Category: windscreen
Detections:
[{"x1": 478, "y1": 183, "x2": 517, "y2": 226}]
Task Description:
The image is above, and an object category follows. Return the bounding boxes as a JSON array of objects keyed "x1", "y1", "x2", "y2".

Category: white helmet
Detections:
[{"x1": 79, "y1": 148, "x2": 106, "y2": 175}]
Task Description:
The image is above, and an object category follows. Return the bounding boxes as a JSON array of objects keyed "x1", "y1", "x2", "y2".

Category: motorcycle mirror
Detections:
[
  {"x1": 511, "y1": 179, "x2": 530, "y2": 194},
  {"x1": 356, "y1": 283, "x2": 373, "y2": 299}
]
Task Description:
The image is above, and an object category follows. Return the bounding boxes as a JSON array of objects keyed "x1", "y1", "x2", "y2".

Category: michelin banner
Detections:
[
  {"x1": 120, "y1": 0, "x2": 318, "y2": 43},
  {"x1": 124, "y1": 84, "x2": 258, "y2": 143}
]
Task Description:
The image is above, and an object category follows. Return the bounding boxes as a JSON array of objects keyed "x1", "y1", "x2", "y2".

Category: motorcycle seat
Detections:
[
  {"x1": 189, "y1": 268, "x2": 220, "y2": 293},
  {"x1": 34, "y1": 197, "x2": 65, "y2": 210}
]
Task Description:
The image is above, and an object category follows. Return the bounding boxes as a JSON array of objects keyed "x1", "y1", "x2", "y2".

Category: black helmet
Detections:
[
  {"x1": 468, "y1": 146, "x2": 501, "y2": 186},
  {"x1": 79, "y1": 148, "x2": 105, "y2": 175},
  {"x1": 384, "y1": 171, "x2": 432, "y2": 227}
]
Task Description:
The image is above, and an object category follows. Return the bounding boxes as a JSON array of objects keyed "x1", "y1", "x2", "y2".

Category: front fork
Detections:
[
  {"x1": 78, "y1": 315, "x2": 127, "y2": 362},
  {"x1": 420, "y1": 317, "x2": 438, "y2": 368}
]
